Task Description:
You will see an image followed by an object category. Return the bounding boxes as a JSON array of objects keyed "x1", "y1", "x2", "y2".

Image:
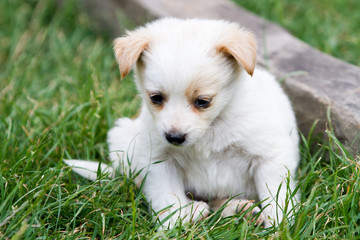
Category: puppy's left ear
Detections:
[
  {"x1": 113, "y1": 31, "x2": 150, "y2": 79},
  {"x1": 216, "y1": 28, "x2": 257, "y2": 76}
]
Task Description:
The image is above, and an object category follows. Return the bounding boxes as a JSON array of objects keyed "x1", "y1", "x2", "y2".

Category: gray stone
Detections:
[{"x1": 80, "y1": 0, "x2": 360, "y2": 153}]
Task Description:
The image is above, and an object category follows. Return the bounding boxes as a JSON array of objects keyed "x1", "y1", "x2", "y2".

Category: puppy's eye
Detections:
[
  {"x1": 149, "y1": 94, "x2": 164, "y2": 105},
  {"x1": 194, "y1": 97, "x2": 212, "y2": 109}
]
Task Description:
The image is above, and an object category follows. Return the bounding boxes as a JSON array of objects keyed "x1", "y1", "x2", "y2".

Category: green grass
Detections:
[
  {"x1": 0, "y1": 0, "x2": 359, "y2": 239},
  {"x1": 234, "y1": 0, "x2": 360, "y2": 66}
]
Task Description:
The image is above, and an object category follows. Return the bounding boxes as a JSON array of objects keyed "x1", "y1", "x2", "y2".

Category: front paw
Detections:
[
  {"x1": 212, "y1": 199, "x2": 267, "y2": 226},
  {"x1": 158, "y1": 201, "x2": 210, "y2": 229},
  {"x1": 183, "y1": 200, "x2": 210, "y2": 223}
]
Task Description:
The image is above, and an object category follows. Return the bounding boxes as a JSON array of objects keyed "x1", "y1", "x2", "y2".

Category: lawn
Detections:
[{"x1": 0, "y1": 0, "x2": 359, "y2": 239}]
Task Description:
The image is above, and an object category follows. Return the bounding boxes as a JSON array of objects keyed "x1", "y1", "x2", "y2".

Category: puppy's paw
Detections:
[
  {"x1": 183, "y1": 200, "x2": 210, "y2": 223},
  {"x1": 158, "y1": 201, "x2": 210, "y2": 229},
  {"x1": 212, "y1": 199, "x2": 267, "y2": 226}
]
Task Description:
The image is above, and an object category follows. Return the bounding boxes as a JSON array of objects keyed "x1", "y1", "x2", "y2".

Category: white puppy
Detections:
[{"x1": 65, "y1": 18, "x2": 299, "y2": 228}]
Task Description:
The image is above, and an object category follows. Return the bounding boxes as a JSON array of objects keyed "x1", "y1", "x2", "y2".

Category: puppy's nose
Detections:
[{"x1": 165, "y1": 132, "x2": 186, "y2": 145}]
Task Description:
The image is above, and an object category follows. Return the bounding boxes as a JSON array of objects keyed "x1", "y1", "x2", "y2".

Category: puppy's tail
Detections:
[{"x1": 63, "y1": 159, "x2": 114, "y2": 181}]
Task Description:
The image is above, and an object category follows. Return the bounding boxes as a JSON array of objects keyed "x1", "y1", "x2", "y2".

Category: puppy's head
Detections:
[{"x1": 114, "y1": 18, "x2": 256, "y2": 147}]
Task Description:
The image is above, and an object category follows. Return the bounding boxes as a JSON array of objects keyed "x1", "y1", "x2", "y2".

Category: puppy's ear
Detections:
[
  {"x1": 216, "y1": 28, "x2": 257, "y2": 76},
  {"x1": 113, "y1": 32, "x2": 149, "y2": 79}
]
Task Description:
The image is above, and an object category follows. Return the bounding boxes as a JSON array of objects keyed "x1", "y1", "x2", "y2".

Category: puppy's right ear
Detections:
[
  {"x1": 216, "y1": 27, "x2": 256, "y2": 76},
  {"x1": 113, "y1": 32, "x2": 149, "y2": 79}
]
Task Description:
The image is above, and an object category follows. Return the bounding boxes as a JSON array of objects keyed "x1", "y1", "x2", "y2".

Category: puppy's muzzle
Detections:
[{"x1": 165, "y1": 132, "x2": 186, "y2": 145}]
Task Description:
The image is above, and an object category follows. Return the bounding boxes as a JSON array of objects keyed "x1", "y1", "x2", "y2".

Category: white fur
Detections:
[{"x1": 65, "y1": 18, "x2": 299, "y2": 228}]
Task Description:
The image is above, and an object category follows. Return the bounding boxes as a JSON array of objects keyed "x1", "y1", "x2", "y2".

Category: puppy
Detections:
[{"x1": 65, "y1": 18, "x2": 299, "y2": 228}]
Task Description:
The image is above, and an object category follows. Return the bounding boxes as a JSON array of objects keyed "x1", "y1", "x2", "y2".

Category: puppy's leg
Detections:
[
  {"x1": 145, "y1": 161, "x2": 210, "y2": 229},
  {"x1": 210, "y1": 198, "x2": 266, "y2": 226},
  {"x1": 254, "y1": 154, "x2": 298, "y2": 227}
]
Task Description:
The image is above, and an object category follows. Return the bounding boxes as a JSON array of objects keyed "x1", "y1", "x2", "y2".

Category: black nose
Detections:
[{"x1": 165, "y1": 132, "x2": 186, "y2": 145}]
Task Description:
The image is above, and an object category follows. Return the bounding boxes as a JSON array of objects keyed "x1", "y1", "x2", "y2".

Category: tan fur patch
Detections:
[
  {"x1": 216, "y1": 30, "x2": 256, "y2": 76},
  {"x1": 185, "y1": 81, "x2": 215, "y2": 113},
  {"x1": 147, "y1": 91, "x2": 166, "y2": 111},
  {"x1": 150, "y1": 102, "x2": 164, "y2": 111},
  {"x1": 113, "y1": 32, "x2": 150, "y2": 79},
  {"x1": 185, "y1": 82, "x2": 199, "y2": 107}
]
